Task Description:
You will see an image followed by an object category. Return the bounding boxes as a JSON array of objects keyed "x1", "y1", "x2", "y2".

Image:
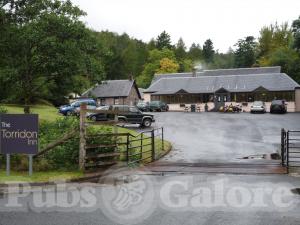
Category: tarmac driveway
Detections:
[{"x1": 152, "y1": 112, "x2": 300, "y2": 163}]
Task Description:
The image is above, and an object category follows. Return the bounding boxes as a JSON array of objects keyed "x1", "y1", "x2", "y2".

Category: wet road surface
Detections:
[{"x1": 151, "y1": 112, "x2": 300, "y2": 163}]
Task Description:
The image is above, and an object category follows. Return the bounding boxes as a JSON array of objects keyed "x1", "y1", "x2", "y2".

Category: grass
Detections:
[
  {"x1": 2, "y1": 104, "x2": 62, "y2": 122},
  {"x1": 0, "y1": 170, "x2": 83, "y2": 183},
  {"x1": 115, "y1": 126, "x2": 172, "y2": 164},
  {"x1": 0, "y1": 104, "x2": 172, "y2": 180}
]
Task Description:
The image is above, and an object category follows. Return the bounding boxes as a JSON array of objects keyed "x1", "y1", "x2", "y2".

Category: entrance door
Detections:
[{"x1": 214, "y1": 88, "x2": 230, "y2": 111}]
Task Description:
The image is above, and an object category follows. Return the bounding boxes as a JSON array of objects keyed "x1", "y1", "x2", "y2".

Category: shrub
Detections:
[
  {"x1": 38, "y1": 117, "x2": 114, "y2": 171},
  {"x1": 0, "y1": 105, "x2": 7, "y2": 114}
]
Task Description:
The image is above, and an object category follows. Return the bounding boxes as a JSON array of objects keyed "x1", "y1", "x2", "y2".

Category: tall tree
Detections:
[
  {"x1": 136, "y1": 48, "x2": 177, "y2": 88},
  {"x1": 156, "y1": 31, "x2": 173, "y2": 50},
  {"x1": 202, "y1": 39, "x2": 215, "y2": 63},
  {"x1": 292, "y1": 16, "x2": 300, "y2": 51},
  {"x1": 187, "y1": 43, "x2": 203, "y2": 61},
  {"x1": 0, "y1": 0, "x2": 105, "y2": 107},
  {"x1": 234, "y1": 36, "x2": 257, "y2": 67}
]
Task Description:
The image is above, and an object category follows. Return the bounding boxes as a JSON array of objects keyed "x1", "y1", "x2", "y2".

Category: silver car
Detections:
[{"x1": 250, "y1": 101, "x2": 266, "y2": 113}]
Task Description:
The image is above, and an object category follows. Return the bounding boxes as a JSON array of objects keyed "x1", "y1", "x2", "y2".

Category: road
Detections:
[
  {"x1": 151, "y1": 112, "x2": 300, "y2": 163},
  {"x1": 0, "y1": 172, "x2": 300, "y2": 225},
  {"x1": 1, "y1": 112, "x2": 300, "y2": 225}
]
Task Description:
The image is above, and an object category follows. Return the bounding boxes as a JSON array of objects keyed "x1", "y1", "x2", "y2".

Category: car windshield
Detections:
[
  {"x1": 150, "y1": 101, "x2": 160, "y2": 106},
  {"x1": 272, "y1": 100, "x2": 283, "y2": 104},
  {"x1": 253, "y1": 101, "x2": 263, "y2": 106}
]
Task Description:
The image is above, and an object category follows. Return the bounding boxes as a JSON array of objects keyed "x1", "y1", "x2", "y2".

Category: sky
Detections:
[{"x1": 71, "y1": 0, "x2": 300, "y2": 53}]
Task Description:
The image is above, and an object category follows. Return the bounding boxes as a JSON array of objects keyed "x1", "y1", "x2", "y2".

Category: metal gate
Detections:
[{"x1": 281, "y1": 129, "x2": 300, "y2": 172}]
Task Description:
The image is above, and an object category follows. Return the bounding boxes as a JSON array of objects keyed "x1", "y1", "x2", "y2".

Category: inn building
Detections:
[{"x1": 143, "y1": 67, "x2": 300, "y2": 112}]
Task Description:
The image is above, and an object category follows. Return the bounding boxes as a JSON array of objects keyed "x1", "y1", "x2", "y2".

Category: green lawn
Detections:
[
  {"x1": 0, "y1": 170, "x2": 83, "y2": 183},
  {"x1": 2, "y1": 104, "x2": 62, "y2": 122},
  {"x1": 0, "y1": 104, "x2": 172, "y2": 182}
]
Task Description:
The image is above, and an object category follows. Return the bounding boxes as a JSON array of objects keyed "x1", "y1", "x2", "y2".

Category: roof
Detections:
[
  {"x1": 82, "y1": 80, "x2": 141, "y2": 98},
  {"x1": 146, "y1": 67, "x2": 299, "y2": 95},
  {"x1": 151, "y1": 66, "x2": 281, "y2": 84}
]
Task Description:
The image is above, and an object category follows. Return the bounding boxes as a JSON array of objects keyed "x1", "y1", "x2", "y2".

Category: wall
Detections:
[
  {"x1": 296, "y1": 88, "x2": 300, "y2": 112},
  {"x1": 143, "y1": 93, "x2": 151, "y2": 103},
  {"x1": 123, "y1": 86, "x2": 140, "y2": 106}
]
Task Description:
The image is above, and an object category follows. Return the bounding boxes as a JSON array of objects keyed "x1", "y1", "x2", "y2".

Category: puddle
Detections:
[
  {"x1": 291, "y1": 188, "x2": 300, "y2": 195},
  {"x1": 238, "y1": 153, "x2": 281, "y2": 160}
]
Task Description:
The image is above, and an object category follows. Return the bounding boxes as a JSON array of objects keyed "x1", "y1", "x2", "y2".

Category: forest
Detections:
[{"x1": 1, "y1": 0, "x2": 300, "y2": 106}]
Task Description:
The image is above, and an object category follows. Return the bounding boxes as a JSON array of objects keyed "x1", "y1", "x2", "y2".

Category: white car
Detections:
[{"x1": 250, "y1": 101, "x2": 266, "y2": 113}]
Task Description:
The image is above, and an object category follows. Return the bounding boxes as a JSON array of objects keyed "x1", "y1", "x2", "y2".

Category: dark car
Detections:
[
  {"x1": 270, "y1": 100, "x2": 287, "y2": 114},
  {"x1": 136, "y1": 101, "x2": 150, "y2": 112},
  {"x1": 87, "y1": 105, "x2": 155, "y2": 127},
  {"x1": 59, "y1": 99, "x2": 96, "y2": 116},
  {"x1": 149, "y1": 101, "x2": 169, "y2": 112}
]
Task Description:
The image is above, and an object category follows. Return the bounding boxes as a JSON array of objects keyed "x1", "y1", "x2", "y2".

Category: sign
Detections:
[{"x1": 0, "y1": 114, "x2": 38, "y2": 154}]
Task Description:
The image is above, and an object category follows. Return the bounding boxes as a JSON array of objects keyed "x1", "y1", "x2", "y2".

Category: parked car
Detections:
[
  {"x1": 149, "y1": 101, "x2": 169, "y2": 112},
  {"x1": 59, "y1": 99, "x2": 96, "y2": 116},
  {"x1": 87, "y1": 105, "x2": 155, "y2": 127},
  {"x1": 136, "y1": 101, "x2": 150, "y2": 112},
  {"x1": 250, "y1": 101, "x2": 266, "y2": 113},
  {"x1": 270, "y1": 100, "x2": 287, "y2": 114}
]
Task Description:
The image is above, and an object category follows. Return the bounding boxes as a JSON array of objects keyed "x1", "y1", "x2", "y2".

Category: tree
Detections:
[
  {"x1": 202, "y1": 39, "x2": 215, "y2": 63},
  {"x1": 0, "y1": 0, "x2": 105, "y2": 107},
  {"x1": 136, "y1": 48, "x2": 177, "y2": 88},
  {"x1": 175, "y1": 38, "x2": 186, "y2": 61},
  {"x1": 156, "y1": 31, "x2": 173, "y2": 50},
  {"x1": 187, "y1": 43, "x2": 203, "y2": 61},
  {"x1": 156, "y1": 58, "x2": 179, "y2": 74},
  {"x1": 292, "y1": 16, "x2": 300, "y2": 51},
  {"x1": 258, "y1": 23, "x2": 293, "y2": 58},
  {"x1": 234, "y1": 36, "x2": 257, "y2": 67}
]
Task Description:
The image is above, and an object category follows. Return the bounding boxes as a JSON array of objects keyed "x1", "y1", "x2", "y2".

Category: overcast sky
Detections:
[{"x1": 71, "y1": 0, "x2": 300, "y2": 53}]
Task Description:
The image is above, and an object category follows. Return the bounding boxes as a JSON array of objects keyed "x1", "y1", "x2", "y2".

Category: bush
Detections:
[
  {"x1": 0, "y1": 105, "x2": 7, "y2": 114},
  {"x1": 38, "y1": 117, "x2": 114, "y2": 171}
]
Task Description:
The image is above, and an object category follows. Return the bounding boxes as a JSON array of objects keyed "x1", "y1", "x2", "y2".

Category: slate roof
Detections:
[
  {"x1": 82, "y1": 80, "x2": 140, "y2": 98},
  {"x1": 151, "y1": 66, "x2": 282, "y2": 84},
  {"x1": 146, "y1": 67, "x2": 299, "y2": 95}
]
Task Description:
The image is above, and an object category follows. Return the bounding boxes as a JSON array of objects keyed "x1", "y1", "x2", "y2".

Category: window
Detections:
[
  {"x1": 100, "y1": 98, "x2": 106, "y2": 106},
  {"x1": 114, "y1": 98, "x2": 119, "y2": 105},
  {"x1": 129, "y1": 106, "x2": 139, "y2": 113}
]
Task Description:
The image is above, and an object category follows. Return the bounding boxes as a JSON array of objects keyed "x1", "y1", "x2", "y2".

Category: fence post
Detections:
[
  {"x1": 79, "y1": 104, "x2": 87, "y2": 171},
  {"x1": 161, "y1": 127, "x2": 164, "y2": 152},
  {"x1": 287, "y1": 131, "x2": 289, "y2": 173},
  {"x1": 140, "y1": 133, "x2": 143, "y2": 160},
  {"x1": 151, "y1": 129, "x2": 155, "y2": 162},
  {"x1": 126, "y1": 133, "x2": 129, "y2": 163},
  {"x1": 281, "y1": 128, "x2": 285, "y2": 166}
]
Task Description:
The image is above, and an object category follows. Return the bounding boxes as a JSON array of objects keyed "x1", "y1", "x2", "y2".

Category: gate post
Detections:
[
  {"x1": 79, "y1": 104, "x2": 87, "y2": 170},
  {"x1": 281, "y1": 128, "x2": 285, "y2": 166},
  {"x1": 151, "y1": 129, "x2": 155, "y2": 161}
]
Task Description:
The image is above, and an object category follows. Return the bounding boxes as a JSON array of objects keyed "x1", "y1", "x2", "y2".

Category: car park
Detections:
[
  {"x1": 250, "y1": 101, "x2": 266, "y2": 113},
  {"x1": 87, "y1": 105, "x2": 155, "y2": 127},
  {"x1": 270, "y1": 100, "x2": 287, "y2": 114},
  {"x1": 59, "y1": 99, "x2": 96, "y2": 116},
  {"x1": 149, "y1": 101, "x2": 169, "y2": 112}
]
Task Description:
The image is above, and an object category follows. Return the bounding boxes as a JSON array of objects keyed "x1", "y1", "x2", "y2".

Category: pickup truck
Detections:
[{"x1": 87, "y1": 105, "x2": 155, "y2": 127}]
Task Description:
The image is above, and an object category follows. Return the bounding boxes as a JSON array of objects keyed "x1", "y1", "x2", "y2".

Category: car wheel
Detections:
[
  {"x1": 91, "y1": 115, "x2": 97, "y2": 121},
  {"x1": 66, "y1": 111, "x2": 72, "y2": 116},
  {"x1": 118, "y1": 118, "x2": 126, "y2": 123},
  {"x1": 142, "y1": 118, "x2": 152, "y2": 127}
]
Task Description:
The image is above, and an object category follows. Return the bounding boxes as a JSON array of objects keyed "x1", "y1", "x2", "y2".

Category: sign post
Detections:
[
  {"x1": 6, "y1": 154, "x2": 10, "y2": 176},
  {"x1": 0, "y1": 114, "x2": 38, "y2": 176}
]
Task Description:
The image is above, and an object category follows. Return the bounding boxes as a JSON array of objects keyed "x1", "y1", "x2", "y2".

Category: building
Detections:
[
  {"x1": 144, "y1": 67, "x2": 300, "y2": 112},
  {"x1": 82, "y1": 79, "x2": 141, "y2": 106}
]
